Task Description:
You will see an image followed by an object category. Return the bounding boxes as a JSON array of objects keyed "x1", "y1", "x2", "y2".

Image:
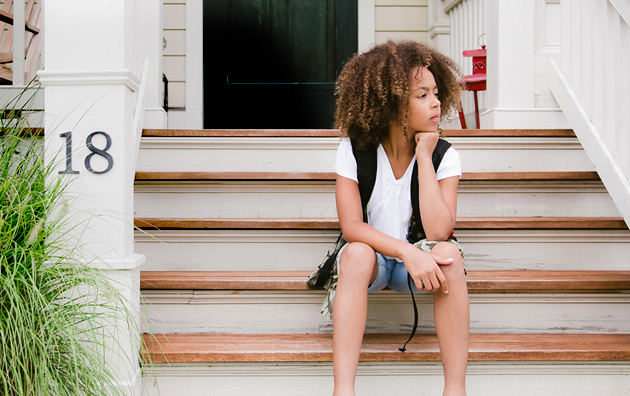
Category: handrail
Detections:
[
  {"x1": 0, "y1": 9, "x2": 38, "y2": 33},
  {"x1": 549, "y1": 0, "x2": 630, "y2": 228},
  {"x1": 131, "y1": 58, "x2": 150, "y2": 179},
  {"x1": 609, "y1": 0, "x2": 630, "y2": 25}
]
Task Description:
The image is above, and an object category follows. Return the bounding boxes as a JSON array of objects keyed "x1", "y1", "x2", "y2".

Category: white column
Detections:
[
  {"x1": 482, "y1": 0, "x2": 568, "y2": 128},
  {"x1": 40, "y1": 1, "x2": 145, "y2": 394}
]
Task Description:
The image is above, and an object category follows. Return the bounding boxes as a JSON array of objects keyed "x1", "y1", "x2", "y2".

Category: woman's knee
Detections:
[
  {"x1": 338, "y1": 242, "x2": 377, "y2": 281},
  {"x1": 431, "y1": 242, "x2": 465, "y2": 276}
]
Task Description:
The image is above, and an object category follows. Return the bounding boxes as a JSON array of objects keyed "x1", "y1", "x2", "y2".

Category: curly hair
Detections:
[{"x1": 334, "y1": 40, "x2": 462, "y2": 149}]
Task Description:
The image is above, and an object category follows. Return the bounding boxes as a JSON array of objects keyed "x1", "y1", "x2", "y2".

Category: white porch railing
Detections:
[
  {"x1": 550, "y1": 0, "x2": 630, "y2": 228},
  {"x1": 442, "y1": 0, "x2": 488, "y2": 122}
]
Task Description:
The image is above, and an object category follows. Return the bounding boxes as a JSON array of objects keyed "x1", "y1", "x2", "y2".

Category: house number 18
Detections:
[{"x1": 59, "y1": 131, "x2": 114, "y2": 175}]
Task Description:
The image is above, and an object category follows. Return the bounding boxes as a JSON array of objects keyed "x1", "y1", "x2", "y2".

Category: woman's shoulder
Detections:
[
  {"x1": 436, "y1": 146, "x2": 461, "y2": 180},
  {"x1": 443, "y1": 145, "x2": 460, "y2": 160},
  {"x1": 335, "y1": 138, "x2": 359, "y2": 181},
  {"x1": 338, "y1": 137, "x2": 352, "y2": 149}
]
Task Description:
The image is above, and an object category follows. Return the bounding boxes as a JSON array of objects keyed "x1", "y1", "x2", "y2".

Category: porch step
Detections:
[
  {"x1": 142, "y1": 334, "x2": 630, "y2": 395},
  {"x1": 135, "y1": 223, "x2": 630, "y2": 272},
  {"x1": 136, "y1": 129, "x2": 594, "y2": 173},
  {"x1": 140, "y1": 270, "x2": 630, "y2": 335},
  {"x1": 140, "y1": 270, "x2": 630, "y2": 293},
  {"x1": 142, "y1": 290, "x2": 630, "y2": 335},
  {"x1": 134, "y1": 171, "x2": 620, "y2": 218},
  {"x1": 135, "y1": 217, "x2": 627, "y2": 230},
  {"x1": 141, "y1": 333, "x2": 630, "y2": 363}
]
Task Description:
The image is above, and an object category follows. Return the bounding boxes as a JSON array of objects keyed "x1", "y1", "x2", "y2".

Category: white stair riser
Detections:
[
  {"x1": 136, "y1": 137, "x2": 595, "y2": 173},
  {"x1": 135, "y1": 230, "x2": 630, "y2": 271},
  {"x1": 143, "y1": 362, "x2": 630, "y2": 396},
  {"x1": 141, "y1": 292, "x2": 630, "y2": 335},
  {"x1": 134, "y1": 181, "x2": 620, "y2": 218}
]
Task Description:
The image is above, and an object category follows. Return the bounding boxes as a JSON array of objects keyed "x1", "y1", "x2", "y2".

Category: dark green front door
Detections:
[{"x1": 203, "y1": 0, "x2": 357, "y2": 129}]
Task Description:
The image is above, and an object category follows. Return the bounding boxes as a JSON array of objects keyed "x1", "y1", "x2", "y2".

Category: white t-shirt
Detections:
[{"x1": 335, "y1": 138, "x2": 461, "y2": 243}]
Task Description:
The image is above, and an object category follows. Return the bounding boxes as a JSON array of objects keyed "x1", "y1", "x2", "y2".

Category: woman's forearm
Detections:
[
  {"x1": 340, "y1": 219, "x2": 415, "y2": 260},
  {"x1": 416, "y1": 157, "x2": 456, "y2": 240}
]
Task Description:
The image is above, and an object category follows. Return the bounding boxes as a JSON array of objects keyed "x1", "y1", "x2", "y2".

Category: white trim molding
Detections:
[
  {"x1": 91, "y1": 253, "x2": 146, "y2": 271},
  {"x1": 358, "y1": 0, "x2": 375, "y2": 53},
  {"x1": 428, "y1": 23, "x2": 451, "y2": 39},
  {"x1": 38, "y1": 69, "x2": 141, "y2": 92}
]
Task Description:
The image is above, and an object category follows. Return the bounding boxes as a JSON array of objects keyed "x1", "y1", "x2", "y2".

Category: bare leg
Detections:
[
  {"x1": 432, "y1": 242, "x2": 469, "y2": 396},
  {"x1": 332, "y1": 242, "x2": 379, "y2": 396}
]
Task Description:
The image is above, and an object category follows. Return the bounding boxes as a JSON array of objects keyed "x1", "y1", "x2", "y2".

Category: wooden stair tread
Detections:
[
  {"x1": 141, "y1": 128, "x2": 575, "y2": 138},
  {"x1": 135, "y1": 217, "x2": 628, "y2": 230},
  {"x1": 141, "y1": 333, "x2": 630, "y2": 363},
  {"x1": 140, "y1": 270, "x2": 630, "y2": 292},
  {"x1": 142, "y1": 129, "x2": 341, "y2": 137},
  {"x1": 134, "y1": 171, "x2": 600, "y2": 182},
  {"x1": 461, "y1": 171, "x2": 599, "y2": 181},
  {"x1": 135, "y1": 171, "x2": 338, "y2": 181},
  {"x1": 443, "y1": 129, "x2": 575, "y2": 137}
]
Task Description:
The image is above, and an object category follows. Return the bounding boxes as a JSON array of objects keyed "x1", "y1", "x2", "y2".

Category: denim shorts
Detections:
[{"x1": 336, "y1": 238, "x2": 465, "y2": 294}]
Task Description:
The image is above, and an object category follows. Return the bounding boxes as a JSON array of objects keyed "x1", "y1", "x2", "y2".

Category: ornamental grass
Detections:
[{"x1": 0, "y1": 87, "x2": 140, "y2": 396}]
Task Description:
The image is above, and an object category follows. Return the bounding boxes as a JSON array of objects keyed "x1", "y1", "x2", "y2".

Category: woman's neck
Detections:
[{"x1": 381, "y1": 123, "x2": 414, "y2": 160}]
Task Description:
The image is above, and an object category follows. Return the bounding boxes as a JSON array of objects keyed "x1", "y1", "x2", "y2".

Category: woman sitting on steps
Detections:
[{"x1": 332, "y1": 40, "x2": 470, "y2": 396}]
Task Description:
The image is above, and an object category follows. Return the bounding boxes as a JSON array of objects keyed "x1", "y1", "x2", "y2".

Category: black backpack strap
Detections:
[
  {"x1": 399, "y1": 273, "x2": 419, "y2": 352},
  {"x1": 351, "y1": 140, "x2": 377, "y2": 222},
  {"x1": 433, "y1": 138, "x2": 453, "y2": 171}
]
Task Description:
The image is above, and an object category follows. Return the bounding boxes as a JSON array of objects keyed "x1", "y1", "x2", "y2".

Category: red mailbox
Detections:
[{"x1": 462, "y1": 47, "x2": 486, "y2": 129}]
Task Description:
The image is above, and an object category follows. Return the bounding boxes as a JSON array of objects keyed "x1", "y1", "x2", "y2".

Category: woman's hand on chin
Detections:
[{"x1": 414, "y1": 131, "x2": 439, "y2": 159}]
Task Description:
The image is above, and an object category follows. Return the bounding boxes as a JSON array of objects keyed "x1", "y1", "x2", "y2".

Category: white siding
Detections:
[
  {"x1": 163, "y1": 1, "x2": 186, "y2": 108},
  {"x1": 375, "y1": 0, "x2": 430, "y2": 44}
]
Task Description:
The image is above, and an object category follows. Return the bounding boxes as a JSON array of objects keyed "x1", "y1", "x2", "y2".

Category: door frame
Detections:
[{"x1": 166, "y1": 0, "x2": 375, "y2": 130}]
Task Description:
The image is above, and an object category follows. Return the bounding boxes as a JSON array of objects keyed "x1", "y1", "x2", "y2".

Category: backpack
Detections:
[
  {"x1": 306, "y1": 137, "x2": 453, "y2": 351},
  {"x1": 352, "y1": 138, "x2": 453, "y2": 243}
]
